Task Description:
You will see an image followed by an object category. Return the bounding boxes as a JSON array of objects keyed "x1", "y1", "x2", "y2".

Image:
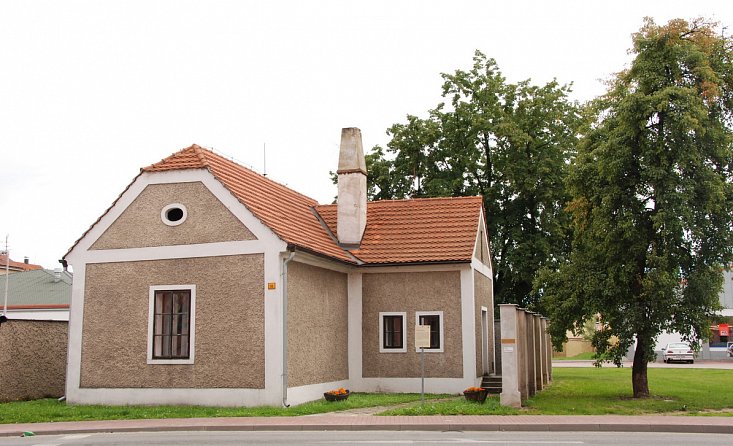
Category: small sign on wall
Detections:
[
  {"x1": 415, "y1": 325, "x2": 431, "y2": 349},
  {"x1": 267, "y1": 282, "x2": 276, "y2": 290}
]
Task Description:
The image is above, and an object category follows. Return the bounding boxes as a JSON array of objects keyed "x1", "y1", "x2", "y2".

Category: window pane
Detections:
[
  {"x1": 383, "y1": 315, "x2": 403, "y2": 349},
  {"x1": 419, "y1": 315, "x2": 440, "y2": 349},
  {"x1": 153, "y1": 289, "x2": 192, "y2": 359}
]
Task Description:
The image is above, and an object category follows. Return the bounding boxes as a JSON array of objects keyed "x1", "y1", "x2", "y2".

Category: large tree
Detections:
[
  {"x1": 539, "y1": 18, "x2": 733, "y2": 398},
  {"x1": 369, "y1": 51, "x2": 582, "y2": 307}
]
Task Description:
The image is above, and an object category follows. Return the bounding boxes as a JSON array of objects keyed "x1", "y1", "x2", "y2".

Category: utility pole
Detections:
[{"x1": 2, "y1": 234, "x2": 9, "y2": 320}]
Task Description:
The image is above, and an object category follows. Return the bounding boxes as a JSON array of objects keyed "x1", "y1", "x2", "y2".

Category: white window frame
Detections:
[
  {"x1": 161, "y1": 203, "x2": 188, "y2": 226},
  {"x1": 147, "y1": 284, "x2": 197, "y2": 364},
  {"x1": 379, "y1": 311, "x2": 407, "y2": 353},
  {"x1": 415, "y1": 311, "x2": 444, "y2": 353}
]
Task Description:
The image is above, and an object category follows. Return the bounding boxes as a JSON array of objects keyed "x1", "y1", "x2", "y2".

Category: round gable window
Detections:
[{"x1": 161, "y1": 203, "x2": 188, "y2": 226}]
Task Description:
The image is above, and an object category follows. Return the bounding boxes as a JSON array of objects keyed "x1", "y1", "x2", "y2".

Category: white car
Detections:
[{"x1": 662, "y1": 342, "x2": 695, "y2": 364}]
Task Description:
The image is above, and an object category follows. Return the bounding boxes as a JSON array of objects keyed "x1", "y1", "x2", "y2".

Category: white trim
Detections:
[
  {"x1": 356, "y1": 377, "x2": 473, "y2": 394},
  {"x1": 347, "y1": 272, "x2": 363, "y2": 383},
  {"x1": 161, "y1": 203, "x2": 188, "y2": 226},
  {"x1": 414, "y1": 311, "x2": 444, "y2": 353},
  {"x1": 83, "y1": 240, "x2": 270, "y2": 264},
  {"x1": 291, "y1": 251, "x2": 353, "y2": 274},
  {"x1": 471, "y1": 259, "x2": 492, "y2": 279},
  {"x1": 64, "y1": 387, "x2": 280, "y2": 407},
  {"x1": 265, "y1": 250, "x2": 284, "y2": 397},
  {"x1": 147, "y1": 285, "x2": 197, "y2": 365},
  {"x1": 286, "y1": 379, "x2": 351, "y2": 407},
  {"x1": 473, "y1": 207, "x2": 493, "y2": 273},
  {"x1": 3, "y1": 309, "x2": 69, "y2": 321},
  {"x1": 65, "y1": 263, "x2": 87, "y2": 399},
  {"x1": 379, "y1": 311, "x2": 407, "y2": 353},
  {"x1": 461, "y1": 267, "x2": 477, "y2": 380},
  {"x1": 481, "y1": 306, "x2": 489, "y2": 375}
]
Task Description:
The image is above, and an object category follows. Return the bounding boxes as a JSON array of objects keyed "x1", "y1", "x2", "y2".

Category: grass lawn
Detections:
[
  {"x1": 383, "y1": 367, "x2": 733, "y2": 416},
  {"x1": 3, "y1": 368, "x2": 732, "y2": 422},
  {"x1": 0, "y1": 393, "x2": 448, "y2": 424}
]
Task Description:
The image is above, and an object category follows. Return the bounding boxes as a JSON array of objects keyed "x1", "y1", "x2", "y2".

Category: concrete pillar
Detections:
[
  {"x1": 517, "y1": 308, "x2": 528, "y2": 402},
  {"x1": 543, "y1": 317, "x2": 552, "y2": 383},
  {"x1": 533, "y1": 313, "x2": 543, "y2": 391},
  {"x1": 524, "y1": 311, "x2": 536, "y2": 397},
  {"x1": 499, "y1": 304, "x2": 522, "y2": 408}
]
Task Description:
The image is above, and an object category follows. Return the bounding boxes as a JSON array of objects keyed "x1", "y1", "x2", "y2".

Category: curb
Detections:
[{"x1": 2, "y1": 415, "x2": 733, "y2": 437}]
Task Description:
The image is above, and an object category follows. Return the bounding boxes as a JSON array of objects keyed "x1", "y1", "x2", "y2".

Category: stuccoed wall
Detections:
[
  {"x1": 80, "y1": 255, "x2": 265, "y2": 389},
  {"x1": 362, "y1": 271, "x2": 463, "y2": 378},
  {"x1": 287, "y1": 261, "x2": 349, "y2": 387},
  {"x1": 0, "y1": 320, "x2": 67, "y2": 402}
]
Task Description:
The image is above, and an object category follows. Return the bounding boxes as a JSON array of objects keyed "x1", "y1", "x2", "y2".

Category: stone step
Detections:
[{"x1": 480, "y1": 374, "x2": 502, "y2": 393}]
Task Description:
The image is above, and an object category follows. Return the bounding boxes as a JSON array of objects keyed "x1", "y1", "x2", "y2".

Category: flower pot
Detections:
[
  {"x1": 324, "y1": 390, "x2": 350, "y2": 402},
  {"x1": 463, "y1": 388, "x2": 489, "y2": 403}
]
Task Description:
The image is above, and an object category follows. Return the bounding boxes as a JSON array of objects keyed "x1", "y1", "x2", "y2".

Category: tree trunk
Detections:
[{"x1": 632, "y1": 336, "x2": 650, "y2": 398}]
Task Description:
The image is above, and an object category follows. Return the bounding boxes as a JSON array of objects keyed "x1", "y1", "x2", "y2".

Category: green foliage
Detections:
[
  {"x1": 367, "y1": 51, "x2": 584, "y2": 307},
  {"x1": 538, "y1": 18, "x2": 733, "y2": 397}
]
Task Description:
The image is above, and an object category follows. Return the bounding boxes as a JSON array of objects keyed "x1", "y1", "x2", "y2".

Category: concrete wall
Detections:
[
  {"x1": 555, "y1": 338, "x2": 595, "y2": 358},
  {"x1": 287, "y1": 261, "x2": 349, "y2": 387},
  {"x1": 362, "y1": 271, "x2": 462, "y2": 378},
  {"x1": 91, "y1": 182, "x2": 256, "y2": 250},
  {"x1": 80, "y1": 254, "x2": 265, "y2": 389},
  {"x1": 0, "y1": 320, "x2": 67, "y2": 402},
  {"x1": 474, "y1": 271, "x2": 494, "y2": 376}
]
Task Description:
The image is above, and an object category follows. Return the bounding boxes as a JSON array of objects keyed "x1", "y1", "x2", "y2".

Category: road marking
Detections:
[
  {"x1": 62, "y1": 434, "x2": 93, "y2": 440},
  {"x1": 320, "y1": 441, "x2": 584, "y2": 444}
]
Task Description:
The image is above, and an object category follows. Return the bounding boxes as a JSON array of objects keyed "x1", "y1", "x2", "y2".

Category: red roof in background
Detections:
[
  {"x1": 69, "y1": 144, "x2": 484, "y2": 265},
  {"x1": 0, "y1": 254, "x2": 43, "y2": 272},
  {"x1": 315, "y1": 196, "x2": 483, "y2": 264}
]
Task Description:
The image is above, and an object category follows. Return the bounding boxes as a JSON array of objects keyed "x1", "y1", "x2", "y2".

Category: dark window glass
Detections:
[
  {"x1": 418, "y1": 314, "x2": 441, "y2": 349},
  {"x1": 153, "y1": 290, "x2": 191, "y2": 359},
  {"x1": 383, "y1": 315, "x2": 403, "y2": 349},
  {"x1": 166, "y1": 207, "x2": 184, "y2": 222}
]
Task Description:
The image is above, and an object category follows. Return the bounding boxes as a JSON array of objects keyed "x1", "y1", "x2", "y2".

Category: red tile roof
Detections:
[
  {"x1": 144, "y1": 145, "x2": 354, "y2": 262},
  {"x1": 0, "y1": 254, "x2": 43, "y2": 272},
  {"x1": 315, "y1": 197, "x2": 484, "y2": 264},
  {"x1": 67, "y1": 144, "x2": 484, "y2": 265}
]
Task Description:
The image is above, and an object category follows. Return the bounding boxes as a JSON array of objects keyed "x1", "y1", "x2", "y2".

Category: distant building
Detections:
[
  {"x1": 653, "y1": 269, "x2": 733, "y2": 360},
  {"x1": 0, "y1": 254, "x2": 43, "y2": 275},
  {"x1": 0, "y1": 269, "x2": 70, "y2": 402}
]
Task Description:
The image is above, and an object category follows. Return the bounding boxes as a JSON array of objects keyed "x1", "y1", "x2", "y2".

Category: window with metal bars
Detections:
[{"x1": 152, "y1": 289, "x2": 191, "y2": 359}]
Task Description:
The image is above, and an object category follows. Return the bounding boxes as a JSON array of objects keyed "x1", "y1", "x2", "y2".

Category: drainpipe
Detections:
[{"x1": 281, "y1": 247, "x2": 296, "y2": 407}]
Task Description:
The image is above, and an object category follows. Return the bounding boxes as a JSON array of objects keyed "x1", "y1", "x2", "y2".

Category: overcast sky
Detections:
[{"x1": 1, "y1": 0, "x2": 731, "y2": 269}]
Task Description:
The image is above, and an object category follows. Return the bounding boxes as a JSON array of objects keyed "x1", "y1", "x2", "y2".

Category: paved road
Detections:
[
  {"x1": 1, "y1": 431, "x2": 732, "y2": 446},
  {"x1": 553, "y1": 359, "x2": 733, "y2": 369}
]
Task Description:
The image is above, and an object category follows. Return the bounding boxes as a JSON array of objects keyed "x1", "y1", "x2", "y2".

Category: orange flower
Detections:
[
  {"x1": 325, "y1": 387, "x2": 349, "y2": 396},
  {"x1": 464, "y1": 387, "x2": 485, "y2": 393}
]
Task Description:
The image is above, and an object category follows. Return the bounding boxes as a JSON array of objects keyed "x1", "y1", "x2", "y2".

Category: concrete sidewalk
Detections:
[{"x1": 2, "y1": 414, "x2": 733, "y2": 436}]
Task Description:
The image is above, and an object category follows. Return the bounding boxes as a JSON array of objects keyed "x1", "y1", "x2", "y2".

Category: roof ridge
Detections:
[
  {"x1": 191, "y1": 144, "x2": 210, "y2": 169},
  {"x1": 315, "y1": 195, "x2": 483, "y2": 208}
]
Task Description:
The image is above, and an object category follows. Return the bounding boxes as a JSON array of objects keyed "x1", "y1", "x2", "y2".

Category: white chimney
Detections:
[{"x1": 336, "y1": 127, "x2": 367, "y2": 248}]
